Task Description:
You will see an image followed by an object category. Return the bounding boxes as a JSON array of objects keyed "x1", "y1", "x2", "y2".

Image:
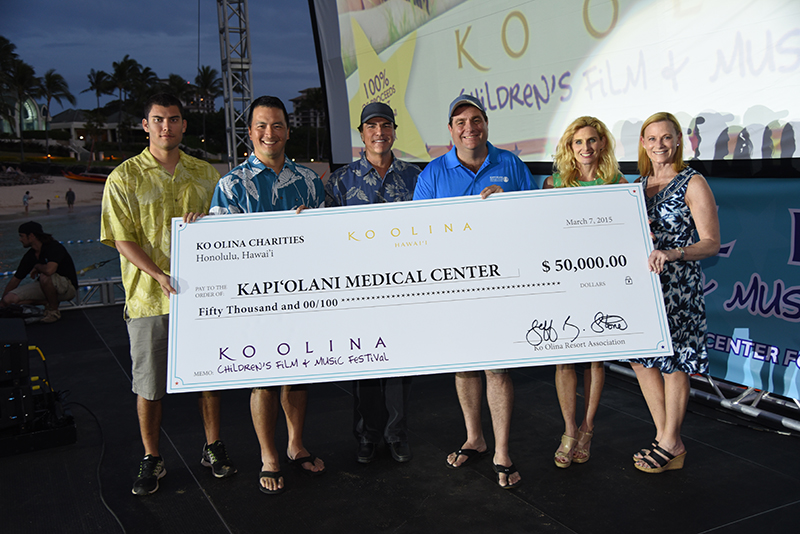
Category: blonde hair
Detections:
[
  {"x1": 552, "y1": 116, "x2": 620, "y2": 187},
  {"x1": 638, "y1": 112, "x2": 688, "y2": 177}
]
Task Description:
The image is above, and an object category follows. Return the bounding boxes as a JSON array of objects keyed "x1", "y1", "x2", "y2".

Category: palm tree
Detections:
[
  {"x1": 163, "y1": 73, "x2": 192, "y2": 103},
  {"x1": 0, "y1": 36, "x2": 17, "y2": 67},
  {"x1": 6, "y1": 58, "x2": 42, "y2": 162},
  {"x1": 138, "y1": 66, "x2": 159, "y2": 87},
  {"x1": 110, "y1": 55, "x2": 139, "y2": 149},
  {"x1": 195, "y1": 65, "x2": 223, "y2": 158},
  {"x1": 41, "y1": 69, "x2": 76, "y2": 159},
  {"x1": 83, "y1": 108, "x2": 106, "y2": 169},
  {"x1": 0, "y1": 36, "x2": 19, "y2": 128},
  {"x1": 195, "y1": 66, "x2": 223, "y2": 109},
  {"x1": 130, "y1": 66, "x2": 159, "y2": 113},
  {"x1": 0, "y1": 95, "x2": 13, "y2": 130},
  {"x1": 81, "y1": 69, "x2": 111, "y2": 110},
  {"x1": 110, "y1": 54, "x2": 138, "y2": 104}
]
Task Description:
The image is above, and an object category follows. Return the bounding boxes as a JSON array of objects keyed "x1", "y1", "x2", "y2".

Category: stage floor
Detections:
[{"x1": 2, "y1": 307, "x2": 798, "y2": 534}]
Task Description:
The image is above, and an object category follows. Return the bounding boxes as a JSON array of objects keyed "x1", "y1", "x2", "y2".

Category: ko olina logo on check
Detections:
[{"x1": 348, "y1": 220, "x2": 473, "y2": 247}]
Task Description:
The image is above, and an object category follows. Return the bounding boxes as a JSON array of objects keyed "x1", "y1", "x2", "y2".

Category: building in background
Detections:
[
  {"x1": 289, "y1": 87, "x2": 326, "y2": 129},
  {"x1": 0, "y1": 94, "x2": 44, "y2": 135}
]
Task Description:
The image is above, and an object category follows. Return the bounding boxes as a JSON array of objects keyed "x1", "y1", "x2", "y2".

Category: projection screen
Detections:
[{"x1": 310, "y1": 0, "x2": 800, "y2": 166}]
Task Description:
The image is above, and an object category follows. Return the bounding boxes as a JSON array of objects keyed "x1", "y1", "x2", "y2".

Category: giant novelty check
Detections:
[{"x1": 167, "y1": 184, "x2": 672, "y2": 393}]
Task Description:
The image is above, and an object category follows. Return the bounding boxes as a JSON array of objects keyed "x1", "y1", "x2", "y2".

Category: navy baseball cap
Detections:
[
  {"x1": 360, "y1": 102, "x2": 395, "y2": 125},
  {"x1": 448, "y1": 94, "x2": 487, "y2": 120},
  {"x1": 18, "y1": 221, "x2": 44, "y2": 235}
]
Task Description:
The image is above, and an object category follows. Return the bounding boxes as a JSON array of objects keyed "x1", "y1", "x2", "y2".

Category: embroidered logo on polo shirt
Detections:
[{"x1": 489, "y1": 176, "x2": 509, "y2": 183}]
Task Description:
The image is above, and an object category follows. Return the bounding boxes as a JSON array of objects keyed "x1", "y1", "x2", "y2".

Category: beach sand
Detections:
[{"x1": 1, "y1": 173, "x2": 105, "y2": 217}]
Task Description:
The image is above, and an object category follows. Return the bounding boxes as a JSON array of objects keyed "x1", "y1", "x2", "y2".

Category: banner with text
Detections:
[
  {"x1": 167, "y1": 184, "x2": 672, "y2": 393},
  {"x1": 314, "y1": 0, "x2": 800, "y2": 164},
  {"x1": 702, "y1": 177, "x2": 800, "y2": 400}
]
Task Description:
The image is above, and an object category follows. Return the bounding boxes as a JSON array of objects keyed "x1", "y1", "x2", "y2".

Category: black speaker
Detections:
[
  {"x1": 0, "y1": 385, "x2": 34, "y2": 430},
  {"x1": 0, "y1": 319, "x2": 76, "y2": 455},
  {"x1": 0, "y1": 319, "x2": 28, "y2": 384}
]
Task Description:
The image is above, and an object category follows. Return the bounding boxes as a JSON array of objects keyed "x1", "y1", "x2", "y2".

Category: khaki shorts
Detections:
[
  {"x1": 127, "y1": 314, "x2": 169, "y2": 401},
  {"x1": 9, "y1": 273, "x2": 77, "y2": 303},
  {"x1": 455, "y1": 369, "x2": 509, "y2": 378}
]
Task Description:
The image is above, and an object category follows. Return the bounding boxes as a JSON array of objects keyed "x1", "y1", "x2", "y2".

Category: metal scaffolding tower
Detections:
[{"x1": 217, "y1": 0, "x2": 253, "y2": 169}]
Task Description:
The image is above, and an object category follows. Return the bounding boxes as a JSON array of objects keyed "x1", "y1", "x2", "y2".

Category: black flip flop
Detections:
[
  {"x1": 446, "y1": 448, "x2": 489, "y2": 469},
  {"x1": 493, "y1": 463, "x2": 522, "y2": 490},
  {"x1": 287, "y1": 454, "x2": 326, "y2": 477},
  {"x1": 258, "y1": 470, "x2": 285, "y2": 494}
]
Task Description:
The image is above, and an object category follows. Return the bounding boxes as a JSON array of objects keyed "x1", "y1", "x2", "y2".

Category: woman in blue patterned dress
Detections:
[
  {"x1": 545, "y1": 117, "x2": 627, "y2": 468},
  {"x1": 630, "y1": 112, "x2": 720, "y2": 473}
]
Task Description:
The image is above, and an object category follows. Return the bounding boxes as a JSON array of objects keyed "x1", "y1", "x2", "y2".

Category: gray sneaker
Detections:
[
  {"x1": 132, "y1": 455, "x2": 165, "y2": 495},
  {"x1": 201, "y1": 440, "x2": 237, "y2": 478}
]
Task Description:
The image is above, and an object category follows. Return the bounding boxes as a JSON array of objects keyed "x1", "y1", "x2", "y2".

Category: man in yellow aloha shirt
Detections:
[{"x1": 101, "y1": 93, "x2": 236, "y2": 496}]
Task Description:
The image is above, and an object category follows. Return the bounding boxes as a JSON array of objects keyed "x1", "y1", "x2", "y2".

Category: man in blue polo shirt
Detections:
[
  {"x1": 326, "y1": 102, "x2": 420, "y2": 465},
  {"x1": 414, "y1": 94, "x2": 536, "y2": 489}
]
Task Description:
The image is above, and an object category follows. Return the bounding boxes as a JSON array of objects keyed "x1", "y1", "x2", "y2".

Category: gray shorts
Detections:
[
  {"x1": 127, "y1": 314, "x2": 169, "y2": 401},
  {"x1": 9, "y1": 273, "x2": 76, "y2": 303}
]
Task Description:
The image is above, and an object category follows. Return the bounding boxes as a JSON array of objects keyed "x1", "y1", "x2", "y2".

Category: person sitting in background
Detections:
[{"x1": 1, "y1": 221, "x2": 78, "y2": 323}]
